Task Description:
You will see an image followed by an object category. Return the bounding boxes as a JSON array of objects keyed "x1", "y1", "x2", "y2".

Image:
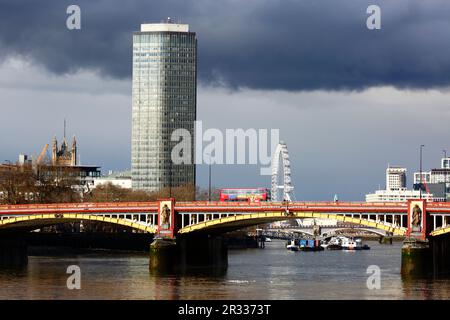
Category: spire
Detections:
[
  {"x1": 52, "y1": 135, "x2": 57, "y2": 165},
  {"x1": 71, "y1": 135, "x2": 77, "y2": 166}
]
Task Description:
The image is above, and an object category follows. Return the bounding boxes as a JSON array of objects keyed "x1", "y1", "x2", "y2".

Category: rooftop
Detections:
[{"x1": 140, "y1": 19, "x2": 189, "y2": 33}]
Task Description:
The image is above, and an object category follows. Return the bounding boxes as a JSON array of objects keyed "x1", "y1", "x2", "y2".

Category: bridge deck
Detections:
[{"x1": 2, "y1": 201, "x2": 450, "y2": 215}]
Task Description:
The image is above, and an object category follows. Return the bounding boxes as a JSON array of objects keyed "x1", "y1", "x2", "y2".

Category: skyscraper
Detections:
[{"x1": 131, "y1": 20, "x2": 197, "y2": 192}]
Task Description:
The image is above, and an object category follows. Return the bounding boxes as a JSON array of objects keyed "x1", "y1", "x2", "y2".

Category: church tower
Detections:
[{"x1": 51, "y1": 135, "x2": 78, "y2": 166}]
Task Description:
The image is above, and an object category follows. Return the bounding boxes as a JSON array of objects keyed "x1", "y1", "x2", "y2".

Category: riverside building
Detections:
[
  {"x1": 366, "y1": 165, "x2": 434, "y2": 202},
  {"x1": 131, "y1": 19, "x2": 197, "y2": 192}
]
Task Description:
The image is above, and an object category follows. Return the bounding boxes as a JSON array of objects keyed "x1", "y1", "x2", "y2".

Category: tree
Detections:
[{"x1": 0, "y1": 164, "x2": 37, "y2": 204}]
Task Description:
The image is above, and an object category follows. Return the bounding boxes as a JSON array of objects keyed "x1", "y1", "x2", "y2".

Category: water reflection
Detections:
[
  {"x1": 402, "y1": 276, "x2": 450, "y2": 299},
  {"x1": 0, "y1": 241, "x2": 449, "y2": 299}
]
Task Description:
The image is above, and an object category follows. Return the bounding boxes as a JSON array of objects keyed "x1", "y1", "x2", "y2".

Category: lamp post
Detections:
[
  {"x1": 420, "y1": 145, "x2": 425, "y2": 199},
  {"x1": 444, "y1": 150, "x2": 448, "y2": 201},
  {"x1": 206, "y1": 152, "x2": 212, "y2": 202},
  {"x1": 169, "y1": 160, "x2": 173, "y2": 198}
]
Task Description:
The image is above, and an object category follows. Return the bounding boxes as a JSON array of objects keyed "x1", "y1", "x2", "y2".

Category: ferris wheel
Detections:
[{"x1": 271, "y1": 141, "x2": 295, "y2": 202}]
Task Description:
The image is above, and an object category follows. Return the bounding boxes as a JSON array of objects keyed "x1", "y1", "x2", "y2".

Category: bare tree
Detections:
[{"x1": 0, "y1": 164, "x2": 37, "y2": 204}]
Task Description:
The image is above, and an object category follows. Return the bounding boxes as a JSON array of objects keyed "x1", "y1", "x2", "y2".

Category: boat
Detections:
[
  {"x1": 323, "y1": 236, "x2": 343, "y2": 250},
  {"x1": 299, "y1": 239, "x2": 324, "y2": 251},
  {"x1": 342, "y1": 237, "x2": 370, "y2": 250},
  {"x1": 286, "y1": 239, "x2": 299, "y2": 251}
]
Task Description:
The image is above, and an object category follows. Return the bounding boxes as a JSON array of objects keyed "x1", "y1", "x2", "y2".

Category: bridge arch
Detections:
[
  {"x1": 265, "y1": 229, "x2": 315, "y2": 238},
  {"x1": 178, "y1": 211, "x2": 406, "y2": 236},
  {"x1": 0, "y1": 214, "x2": 157, "y2": 233},
  {"x1": 321, "y1": 227, "x2": 388, "y2": 238}
]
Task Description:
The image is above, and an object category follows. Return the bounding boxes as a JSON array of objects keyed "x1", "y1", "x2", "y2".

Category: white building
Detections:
[
  {"x1": 366, "y1": 165, "x2": 434, "y2": 202},
  {"x1": 414, "y1": 157, "x2": 450, "y2": 184},
  {"x1": 386, "y1": 166, "x2": 406, "y2": 191},
  {"x1": 413, "y1": 171, "x2": 431, "y2": 184},
  {"x1": 91, "y1": 170, "x2": 132, "y2": 190},
  {"x1": 366, "y1": 189, "x2": 434, "y2": 202},
  {"x1": 442, "y1": 157, "x2": 450, "y2": 169}
]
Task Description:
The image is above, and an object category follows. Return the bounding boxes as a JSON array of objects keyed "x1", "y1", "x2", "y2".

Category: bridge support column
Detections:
[
  {"x1": 149, "y1": 238, "x2": 178, "y2": 274},
  {"x1": 401, "y1": 238, "x2": 432, "y2": 278},
  {"x1": 430, "y1": 233, "x2": 450, "y2": 277},
  {"x1": 0, "y1": 235, "x2": 28, "y2": 268},
  {"x1": 149, "y1": 235, "x2": 228, "y2": 275},
  {"x1": 379, "y1": 235, "x2": 393, "y2": 244}
]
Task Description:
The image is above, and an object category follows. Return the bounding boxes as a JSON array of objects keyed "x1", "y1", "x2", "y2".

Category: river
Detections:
[{"x1": 0, "y1": 240, "x2": 448, "y2": 299}]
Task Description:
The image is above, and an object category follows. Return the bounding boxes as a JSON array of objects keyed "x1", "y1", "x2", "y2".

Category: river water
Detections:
[{"x1": 0, "y1": 240, "x2": 448, "y2": 299}]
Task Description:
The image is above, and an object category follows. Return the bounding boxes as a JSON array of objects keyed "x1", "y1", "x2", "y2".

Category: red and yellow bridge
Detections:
[{"x1": 1, "y1": 200, "x2": 449, "y2": 239}]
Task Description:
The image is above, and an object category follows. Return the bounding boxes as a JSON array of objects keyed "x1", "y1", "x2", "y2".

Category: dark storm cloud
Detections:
[{"x1": 1, "y1": 0, "x2": 450, "y2": 90}]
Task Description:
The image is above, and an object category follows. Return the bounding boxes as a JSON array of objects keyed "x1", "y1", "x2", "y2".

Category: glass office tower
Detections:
[{"x1": 131, "y1": 22, "x2": 196, "y2": 192}]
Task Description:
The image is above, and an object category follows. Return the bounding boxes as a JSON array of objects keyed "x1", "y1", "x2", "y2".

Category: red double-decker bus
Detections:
[{"x1": 219, "y1": 188, "x2": 271, "y2": 202}]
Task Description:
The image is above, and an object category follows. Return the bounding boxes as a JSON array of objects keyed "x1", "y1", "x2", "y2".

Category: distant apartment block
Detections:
[
  {"x1": 366, "y1": 165, "x2": 434, "y2": 202},
  {"x1": 386, "y1": 166, "x2": 407, "y2": 191}
]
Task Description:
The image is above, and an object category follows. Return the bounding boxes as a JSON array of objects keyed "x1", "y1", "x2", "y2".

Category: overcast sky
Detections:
[{"x1": 1, "y1": 0, "x2": 449, "y2": 200}]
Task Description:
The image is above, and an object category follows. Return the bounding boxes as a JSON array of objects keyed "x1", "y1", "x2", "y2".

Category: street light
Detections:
[
  {"x1": 420, "y1": 144, "x2": 425, "y2": 199},
  {"x1": 169, "y1": 160, "x2": 173, "y2": 198},
  {"x1": 444, "y1": 150, "x2": 448, "y2": 201},
  {"x1": 205, "y1": 152, "x2": 212, "y2": 202}
]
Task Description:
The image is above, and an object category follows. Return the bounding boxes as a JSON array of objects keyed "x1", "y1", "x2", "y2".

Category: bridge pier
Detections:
[
  {"x1": 430, "y1": 233, "x2": 450, "y2": 277},
  {"x1": 401, "y1": 239, "x2": 432, "y2": 278},
  {"x1": 149, "y1": 235, "x2": 228, "y2": 275},
  {"x1": 0, "y1": 235, "x2": 28, "y2": 268},
  {"x1": 379, "y1": 236, "x2": 393, "y2": 244}
]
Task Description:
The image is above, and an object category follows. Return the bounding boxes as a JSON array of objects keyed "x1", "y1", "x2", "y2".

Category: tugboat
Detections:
[
  {"x1": 356, "y1": 238, "x2": 370, "y2": 250},
  {"x1": 341, "y1": 237, "x2": 370, "y2": 250},
  {"x1": 286, "y1": 239, "x2": 299, "y2": 251}
]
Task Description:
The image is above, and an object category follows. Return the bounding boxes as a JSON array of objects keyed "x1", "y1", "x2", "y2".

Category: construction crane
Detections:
[{"x1": 37, "y1": 143, "x2": 49, "y2": 164}]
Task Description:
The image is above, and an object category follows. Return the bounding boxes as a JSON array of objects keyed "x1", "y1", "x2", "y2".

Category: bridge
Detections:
[
  {"x1": 0, "y1": 199, "x2": 449, "y2": 275},
  {"x1": 1, "y1": 200, "x2": 449, "y2": 236},
  {"x1": 262, "y1": 226, "x2": 395, "y2": 239}
]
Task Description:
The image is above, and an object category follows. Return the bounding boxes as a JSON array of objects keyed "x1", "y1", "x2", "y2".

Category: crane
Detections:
[{"x1": 37, "y1": 143, "x2": 49, "y2": 164}]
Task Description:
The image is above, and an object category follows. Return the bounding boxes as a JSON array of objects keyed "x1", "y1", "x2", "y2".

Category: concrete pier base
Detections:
[
  {"x1": 149, "y1": 238, "x2": 178, "y2": 273},
  {"x1": 149, "y1": 235, "x2": 228, "y2": 275},
  {"x1": 379, "y1": 236, "x2": 393, "y2": 245},
  {"x1": 401, "y1": 239, "x2": 432, "y2": 278},
  {"x1": 430, "y1": 233, "x2": 450, "y2": 277},
  {"x1": 0, "y1": 236, "x2": 28, "y2": 268}
]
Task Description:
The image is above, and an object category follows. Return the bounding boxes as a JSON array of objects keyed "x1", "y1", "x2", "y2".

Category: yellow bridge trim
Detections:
[
  {"x1": 430, "y1": 225, "x2": 450, "y2": 237},
  {"x1": 178, "y1": 211, "x2": 407, "y2": 235},
  {"x1": 0, "y1": 214, "x2": 157, "y2": 233}
]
